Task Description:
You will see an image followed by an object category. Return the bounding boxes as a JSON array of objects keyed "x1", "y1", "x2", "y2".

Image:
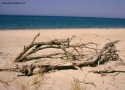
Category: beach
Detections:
[{"x1": 0, "y1": 28, "x2": 125, "y2": 90}]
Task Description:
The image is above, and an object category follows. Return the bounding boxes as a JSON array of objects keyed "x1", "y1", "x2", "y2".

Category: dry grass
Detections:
[
  {"x1": 16, "y1": 67, "x2": 44, "y2": 90},
  {"x1": 16, "y1": 75, "x2": 43, "y2": 90},
  {"x1": 0, "y1": 79, "x2": 10, "y2": 86},
  {"x1": 70, "y1": 80, "x2": 86, "y2": 90},
  {"x1": 17, "y1": 79, "x2": 29, "y2": 90},
  {"x1": 31, "y1": 72, "x2": 44, "y2": 90},
  {"x1": 32, "y1": 75, "x2": 41, "y2": 86}
]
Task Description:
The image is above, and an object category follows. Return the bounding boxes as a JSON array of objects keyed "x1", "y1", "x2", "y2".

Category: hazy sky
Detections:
[{"x1": 0, "y1": 0, "x2": 125, "y2": 18}]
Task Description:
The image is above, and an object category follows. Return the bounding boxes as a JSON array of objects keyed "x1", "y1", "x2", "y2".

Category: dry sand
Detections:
[{"x1": 0, "y1": 28, "x2": 125, "y2": 90}]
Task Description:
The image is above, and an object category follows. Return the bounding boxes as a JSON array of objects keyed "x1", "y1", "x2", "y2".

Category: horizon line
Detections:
[{"x1": 0, "y1": 14, "x2": 125, "y2": 19}]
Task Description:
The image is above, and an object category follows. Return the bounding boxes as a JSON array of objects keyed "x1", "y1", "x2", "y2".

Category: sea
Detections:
[{"x1": 0, "y1": 15, "x2": 125, "y2": 30}]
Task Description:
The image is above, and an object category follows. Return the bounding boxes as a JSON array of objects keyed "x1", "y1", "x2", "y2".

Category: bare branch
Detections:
[{"x1": 31, "y1": 32, "x2": 40, "y2": 44}]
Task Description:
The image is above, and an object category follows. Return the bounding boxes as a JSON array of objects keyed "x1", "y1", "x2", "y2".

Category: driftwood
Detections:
[
  {"x1": 14, "y1": 34, "x2": 98, "y2": 62},
  {"x1": 73, "y1": 40, "x2": 121, "y2": 67},
  {"x1": 89, "y1": 61, "x2": 125, "y2": 74},
  {"x1": 12, "y1": 40, "x2": 122, "y2": 76},
  {"x1": 14, "y1": 38, "x2": 69, "y2": 62},
  {"x1": 14, "y1": 33, "x2": 120, "y2": 63},
  {"x1": 0, "y1": 61, "x2": 124, "y2": 76},
  {"x1": 0, "y1": 33, "x2": 124, "y2": 76}
]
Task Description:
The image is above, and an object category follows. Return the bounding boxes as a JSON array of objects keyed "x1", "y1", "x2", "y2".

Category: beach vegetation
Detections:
[{"x1": 70, "y1": 80, "x2": 86, "y2": 90}]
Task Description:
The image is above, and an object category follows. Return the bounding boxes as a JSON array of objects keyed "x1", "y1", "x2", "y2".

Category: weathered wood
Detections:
[
  {"x1": 89, "y1": 61, "x2": 125, "y2": 74},
  {"x1": 9, "y1": 34, "x2": 122, "y2": 76},
  {"x1": 31, "y1": 32, "x2": 40, "y2": 44},
  {"x1": 73, "y1": 40, "x2": 120, "y2": 66},
  {"x1": 13, "y1": 35, "x2": 99, "y2": 62},
  {"x1": 16, "y1": 63, "x2": 79, "y2": 76},
  {"x1": 14, "y1": 38, "x2": 69, "y2": 62},
  {"x1": 89, "y1": 69, "x2": 125, "y2": 74}
]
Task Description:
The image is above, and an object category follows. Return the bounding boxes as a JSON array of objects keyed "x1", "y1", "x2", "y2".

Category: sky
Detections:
[{"x1": 0, "y1": 0, "x2": 125, "y2": 18}]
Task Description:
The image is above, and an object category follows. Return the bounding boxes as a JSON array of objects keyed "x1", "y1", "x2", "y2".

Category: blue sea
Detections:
[{"x1": 0, "y1": 15, "x2": 125, "y2": 30}]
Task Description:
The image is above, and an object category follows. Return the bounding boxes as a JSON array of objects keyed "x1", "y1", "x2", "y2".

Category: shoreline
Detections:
[{"x1": 0, "y1": 28, "x2": 125, "y2": 31}]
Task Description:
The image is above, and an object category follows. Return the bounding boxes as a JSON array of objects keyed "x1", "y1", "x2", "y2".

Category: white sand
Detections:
[{"x1": 0, "y1": 28, "x2": 125, "y2": 90}]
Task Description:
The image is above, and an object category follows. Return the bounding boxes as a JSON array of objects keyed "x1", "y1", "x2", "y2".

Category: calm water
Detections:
[{"x1": 0, "y1": 15, "x2": 125, "y2": 30}]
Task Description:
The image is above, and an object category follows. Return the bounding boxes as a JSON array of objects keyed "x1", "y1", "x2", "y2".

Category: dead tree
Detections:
[
  {"x1": 14, "y1": 34, "x2": 98, "y2": 62},
  {"x1": 13, "y1": 40, "x2": 122, "y2": 76},
  {"x1": 0, "y1": 33, "x2": 123, "y2": 76}
]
